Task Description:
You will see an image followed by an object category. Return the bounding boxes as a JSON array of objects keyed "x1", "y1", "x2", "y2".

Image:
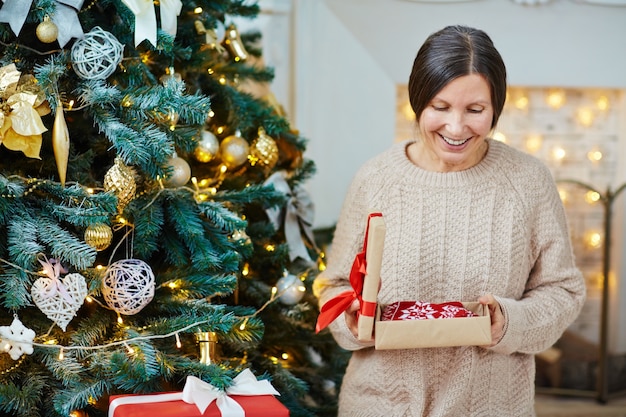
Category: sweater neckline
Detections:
[{"x1": 391, "y1": 138, "x2": 503, "y2": 187}]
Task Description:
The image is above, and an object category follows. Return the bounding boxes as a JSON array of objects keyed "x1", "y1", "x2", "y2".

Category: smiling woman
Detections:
[{"x1": 313, "y1": 24, "x2": 586, "y2": 417}]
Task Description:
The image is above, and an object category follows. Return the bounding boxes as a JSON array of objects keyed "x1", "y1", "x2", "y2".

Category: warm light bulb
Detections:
[
  {"x1": 596, "y1": 95, "x2": 609, "y2": 111},
  {"x1": 584, "y1": 191, "x2": 601, "y2": 204},
  {"x1": 175, "y1": 333, "x2": 182, "y2": 348},
  {"x1": 584, "y1": 230, "x2": 602, "y2": 249},
  {"x1": 117, "y1": 315, "x2": 123, "y2": 324},
  {"x1": 58, "y1": 348, "x2": 64, "y2": 360},
  {"x1": 242, "y1": 263, "x2": 249, "y2": 276},
  {"x1": 558, "y1": 188, "x2": 568, "y2": 204},
  {"x1": 492, "y1": 131, "x2": 507, "y2": 143},
  {"x1": 514, "y1": 95, "x2": 529, "y2": 110},
  {"x1": 551, "y1": 146, "x2": 566, "y2": 162},
  {"x1": 576, "y1": 107, "x2": 594, "y2": 127},
  {"x1": 194, "y1": 7, "x2": 202, "y2": 13},
  {"x1": 524, "y1": 134, "x2": 543, "y2": 154},
  {"x1": 587, "y1": 148, "x2": 603, "y2": 163},
  {"x1": 281, "y1": 352, "x2": 289, "y2": 360},
  {"x1": 265, "y1": 244, "x2": 275, "y2": 252},
  {"x1": 546, "y1": 88, "x2": 566, "y2": 109}
]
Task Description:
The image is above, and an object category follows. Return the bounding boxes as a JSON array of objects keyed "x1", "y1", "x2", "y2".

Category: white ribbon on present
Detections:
[
  {"x1": 108, "y1": 369, "x2": 280, "y2": 417},
  {"x1": 120, "y1": 0, "x2": 183, "y2": 47}
]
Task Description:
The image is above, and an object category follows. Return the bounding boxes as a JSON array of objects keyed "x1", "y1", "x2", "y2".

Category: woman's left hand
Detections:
[{"x1": 478, "y1": 294, "x2": 505, "y2": 347}]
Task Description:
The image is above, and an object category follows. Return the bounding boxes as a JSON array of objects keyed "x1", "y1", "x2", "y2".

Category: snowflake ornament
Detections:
[{"x1": 0, "y1": 317, "x2": 36, "y2": 360}]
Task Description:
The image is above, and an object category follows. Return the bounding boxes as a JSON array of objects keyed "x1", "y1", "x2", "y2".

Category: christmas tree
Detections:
[{"x1": 0, "y1": 1, "x2": 347, "y2": 416}]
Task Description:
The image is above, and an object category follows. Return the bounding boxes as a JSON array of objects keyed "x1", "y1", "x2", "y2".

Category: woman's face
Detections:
[{"x1": 417, "y1": 74, "x2": 494, "y2": 172}]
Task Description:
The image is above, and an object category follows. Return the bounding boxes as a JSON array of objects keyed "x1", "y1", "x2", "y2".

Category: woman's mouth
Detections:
[{"x1": 440, "y1": 134, "x2": 470, "y2": 146}]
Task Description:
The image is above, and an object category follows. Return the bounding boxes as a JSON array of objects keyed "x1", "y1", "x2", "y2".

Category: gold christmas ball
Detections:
[
  {"x1": 36, "y1": 17, "x2": 58, "y2": 44},
  {"x1": 84, "y1": 223, "x2": 113, "y2": 251},
  {"x1": 104, "y1": 157, "x2": 137, "y2": 213},
  {"x1": 164, "y1": 155, "x2": 191, "y2": 187},
  {"x1": 249, "y1": 127, "x2": 278, "y2": 168},
  {"x1": 220, "y1": 134, "x2": 249, "y2": 169},
  {"x1": 194, "y1": 130, "x2": 220, "y2": 163}
]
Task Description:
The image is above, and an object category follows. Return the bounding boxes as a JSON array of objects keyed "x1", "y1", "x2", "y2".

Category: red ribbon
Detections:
[{"x1": 315, "y1": 213, "x2": 382, "y2": 333}]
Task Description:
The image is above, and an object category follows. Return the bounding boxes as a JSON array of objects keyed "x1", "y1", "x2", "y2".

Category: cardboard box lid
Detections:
[{"x1": 357, "y1": 214, "x2": 385, "y2": 341}]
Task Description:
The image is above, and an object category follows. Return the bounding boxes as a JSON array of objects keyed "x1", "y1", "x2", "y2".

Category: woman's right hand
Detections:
[{"x1": 345, "y1": 298, "x2": 360, "y2": 338}]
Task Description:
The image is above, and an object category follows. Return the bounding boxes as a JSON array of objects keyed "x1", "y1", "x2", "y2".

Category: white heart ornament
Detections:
[{"x1": 32, "y1": 273, "x2": 88, "y2": 331}]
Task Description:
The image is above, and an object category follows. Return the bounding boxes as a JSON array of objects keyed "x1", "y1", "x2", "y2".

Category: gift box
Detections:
[
  {"x1": 108, "y1": 369, "x2": 289, "y2": 417},
  {"x1": 374, "y1": 301, "x2": 491, "y2": 349},
  {"x1": 317, "y1": 213, "x2": 492, "y2": 350}
]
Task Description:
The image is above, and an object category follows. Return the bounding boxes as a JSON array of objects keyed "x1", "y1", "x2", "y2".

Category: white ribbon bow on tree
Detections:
[
  {"x1": 120, "y1": 0, "x2": 183, "y2": 47},
  {"x1": 0, "y1": 0, "x2": 84, "y2": 47},
  {"x1": 182, "y1": 370, "x2": 280, "y2": 415},
  {"x1": 264, "y1": 170, "x2": 318, "y2": 263},
  {"x1": 108, "y1": 369, "x2": 280, "y2": 417}
]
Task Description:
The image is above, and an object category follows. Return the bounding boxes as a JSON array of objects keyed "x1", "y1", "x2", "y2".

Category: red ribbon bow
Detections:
[{"x1": 315, "y1": 213, "x2": 382, "y2": 333}]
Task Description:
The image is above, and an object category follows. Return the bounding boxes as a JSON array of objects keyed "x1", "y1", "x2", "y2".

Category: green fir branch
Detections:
[{"x1": 37, "y1": 216, "x2": 97, "y2": 270}]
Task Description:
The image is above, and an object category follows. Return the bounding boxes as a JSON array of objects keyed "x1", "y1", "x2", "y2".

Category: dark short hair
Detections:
[{"x1": 408, "y1": 25, "x2": 507, "y2": 129}]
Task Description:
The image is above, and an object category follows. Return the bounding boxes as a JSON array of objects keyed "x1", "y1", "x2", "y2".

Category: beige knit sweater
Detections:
[{"x1": 314, "y1": 139, "x2": 586, "y2": 417}]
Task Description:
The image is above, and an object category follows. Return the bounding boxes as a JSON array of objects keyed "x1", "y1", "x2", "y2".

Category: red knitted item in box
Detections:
[{"x1": 381, "y1": 301, "x2": 476, "y2": 321}]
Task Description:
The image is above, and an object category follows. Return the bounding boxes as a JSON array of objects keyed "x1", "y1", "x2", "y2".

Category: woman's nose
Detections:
[{"x1": 445, "y1": 112, "x2": 466, "y2": 136}]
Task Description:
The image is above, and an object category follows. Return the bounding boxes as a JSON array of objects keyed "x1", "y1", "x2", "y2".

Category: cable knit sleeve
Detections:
[
  {"x1": 313, "y1": 163, "x2": 379, "y2": 351},
  {"x1": 490, "y1": 162, "x2": 586, "y2": 355}
]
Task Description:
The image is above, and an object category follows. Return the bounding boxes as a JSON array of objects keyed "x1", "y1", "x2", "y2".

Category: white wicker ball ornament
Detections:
[
  {"x1": 102, "y1": 259, "x2": 155, "y2": 315},
  {"x1": 71, "y1": 26, "x2": 124, "y2": 80}
]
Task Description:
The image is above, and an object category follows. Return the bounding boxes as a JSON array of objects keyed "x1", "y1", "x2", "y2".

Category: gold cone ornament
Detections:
[
  {"x1": 195, "y1": 331, "x2": 218, "y2": 365},
  {"x1": 222, "y1": 24, "x2": 248, "y2": 62},
  {"x1": 104, "y1": 157, "x2": 136, "y2": 213},
  {"x1": 52, "y1": 100, "x2": 70, "y2": 186},
  {"x1": 249, "y1": 127, "x2": 278, "y2": 169}
]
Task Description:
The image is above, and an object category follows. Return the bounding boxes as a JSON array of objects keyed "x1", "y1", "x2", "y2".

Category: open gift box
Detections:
[{"x1": 317, "y1": 213, "x2": 491, "y2": 350}]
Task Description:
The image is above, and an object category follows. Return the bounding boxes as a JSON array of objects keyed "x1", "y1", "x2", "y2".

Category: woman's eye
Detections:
[
  {"x1": 432, "y1": 106, "x2": 448, "y2": 111},
  {"x1": 468, "y1": 108, "x2": 483, "y2": 114}
]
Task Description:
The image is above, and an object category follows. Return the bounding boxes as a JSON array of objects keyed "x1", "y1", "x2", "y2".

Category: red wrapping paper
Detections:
[
  {"x1": 109, "y1": 392, "x2": 289, "y2": 417},
  {"x1": 381, "y1": 301, "x2": 476, "y2": 321}
]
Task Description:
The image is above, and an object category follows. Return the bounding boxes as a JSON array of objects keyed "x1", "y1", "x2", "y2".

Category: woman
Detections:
[{"x1": 314, "y1": 25, "x2": 586, "y2": 416}]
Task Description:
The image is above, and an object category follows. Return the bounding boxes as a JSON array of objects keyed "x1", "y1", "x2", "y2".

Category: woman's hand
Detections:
[
  {"x1": 478, "y1": 294, "x2": 505, "y2": 347},
  {"x1": 345, "y1": 298, "x2": 360, "y2": 338}
]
